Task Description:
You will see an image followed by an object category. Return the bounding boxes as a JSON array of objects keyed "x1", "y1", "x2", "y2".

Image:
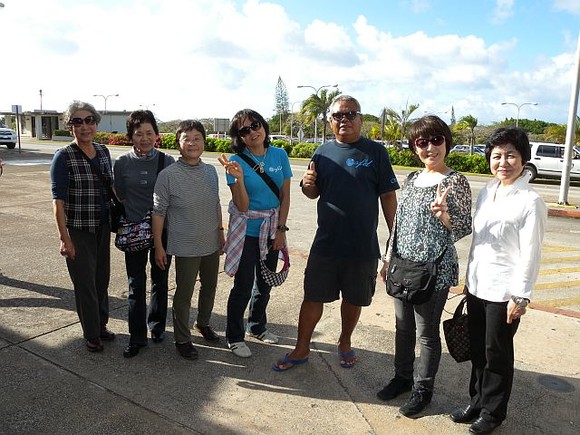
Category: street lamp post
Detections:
[
  {"x1": 297, "y1": 84, "x2": 338, "y2": 143},
  {"x1": 93, "y1": 93, "x2": 119, "y2": 132},
  {"x1": 501, "y1": 102, "x2": 538, "y2": 127}
]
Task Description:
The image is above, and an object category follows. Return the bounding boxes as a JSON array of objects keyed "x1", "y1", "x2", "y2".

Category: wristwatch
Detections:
[
  {"x1": 277, "y1": 224, "x2": 289, "y2": 232},
  {"x1": 511, "y1": 296, "x2": 530, "y2": 308}
]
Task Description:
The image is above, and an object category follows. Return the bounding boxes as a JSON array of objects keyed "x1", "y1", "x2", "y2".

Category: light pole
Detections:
[
  {"x1": 93, "y1": 93, "x2": 119, "y2": 132},
  {"x1": 501, "y1": 102, "x2": 538, "y2": 127},
  {"x1": 290, "y1": 100, "x2": 303, "y2": 146},
  {"x1": 297, "y1": 83, "x2": 338, "y2": 143}
]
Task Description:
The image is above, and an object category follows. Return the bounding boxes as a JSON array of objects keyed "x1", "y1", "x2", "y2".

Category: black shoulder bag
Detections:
[
  {"x1": 77, "y1": 144, "x2": 125, "y2": 233},
  {"x1": 386, "y1": 172, "x2": 446, "y2": 305},
  {"x1": 236, "y1": 152, "x2": 280, "y2": 198}
]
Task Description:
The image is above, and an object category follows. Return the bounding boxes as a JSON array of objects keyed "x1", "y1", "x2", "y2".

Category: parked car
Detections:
[
  {"x1": 0, "y1": 126, "x2": 17, "y2": 149},
  {"x1": 269, "y1": 134, "x2": 290, "y2": 142},
  {"x1": 526, "y1": 142, "x2": 580, "y2": 182},
  {"x1": 450, "y1": 144, "x2": 485, "y2": 155}
]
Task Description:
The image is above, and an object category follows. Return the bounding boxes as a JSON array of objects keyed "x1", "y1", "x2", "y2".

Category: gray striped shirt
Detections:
[{"x1": 153, "y1": 159, "x2": 221, "y2": 257}]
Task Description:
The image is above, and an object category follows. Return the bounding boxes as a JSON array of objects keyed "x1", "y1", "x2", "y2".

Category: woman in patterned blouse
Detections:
[{"x1": 377, "y1": 115, "x2": 473, "y2": 417}]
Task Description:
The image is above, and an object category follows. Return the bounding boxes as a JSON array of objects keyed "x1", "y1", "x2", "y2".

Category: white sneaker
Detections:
[
  {"x1": 228, "y1": 341, "x2": 252, "y2": 358},
  {"x1": 248, "y1": 330, "x2": 279, "y2": 344}
]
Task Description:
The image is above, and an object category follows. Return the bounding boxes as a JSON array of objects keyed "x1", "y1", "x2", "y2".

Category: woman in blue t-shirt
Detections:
[{"x1": 217, "y1": 109, "x2": 292, "y2": 358}]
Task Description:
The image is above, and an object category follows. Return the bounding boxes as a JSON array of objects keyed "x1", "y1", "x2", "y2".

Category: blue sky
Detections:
[{"x1": 0, "y1": 0, "x2": 578, "y2": 125}]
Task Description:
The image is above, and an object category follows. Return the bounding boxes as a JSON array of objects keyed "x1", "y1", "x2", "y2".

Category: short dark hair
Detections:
[
  {"x1": 485, "y1": 127, "x2": 531, "y2": 163},
  {"x1": 126, "y1": 110, "x2": 159, "y2": 140},
  {"x1": 407, "y1": 115, "x2": 453, "y2": 155},
  {"x1": 228, "y1": 109, "x2": 270, "y2": 153},
  {"x1": 175, "y1": 119, "x2": 206, "y2": 145}
]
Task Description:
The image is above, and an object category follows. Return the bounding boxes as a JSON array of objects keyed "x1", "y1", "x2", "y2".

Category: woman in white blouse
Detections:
[{"x1": 450, "y1": 127, "x2": 547, "y2": 434}]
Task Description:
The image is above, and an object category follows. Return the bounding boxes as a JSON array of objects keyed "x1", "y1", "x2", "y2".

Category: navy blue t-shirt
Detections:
[{"x1": 310, "y1": 138, "x2": 399, "y2": 258}]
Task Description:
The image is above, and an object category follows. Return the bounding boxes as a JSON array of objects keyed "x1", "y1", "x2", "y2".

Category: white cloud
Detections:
[
  {"x1": 553, "y1": 0, "x2": 580, "y2": 15},
  {"x1": 0, "y1": 0, "x2": 575, "y2": 125},
  {"x1": 491, "y1": 0, "x2": 515, "y2": 24}
]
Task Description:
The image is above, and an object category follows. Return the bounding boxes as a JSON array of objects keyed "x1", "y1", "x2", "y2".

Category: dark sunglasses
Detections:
[
  {"x1": 414, "y1": 135, "x2": 445, "y2": 149},
  {"x1": 330, "y1": 111, "x2": 361, "y2": 121},
  {"x1": 68, "y1": 116, "x2": 97, "y2": 126},
  {"x1": 238, "y1": 121, "x2": 261, "y2": 137}
]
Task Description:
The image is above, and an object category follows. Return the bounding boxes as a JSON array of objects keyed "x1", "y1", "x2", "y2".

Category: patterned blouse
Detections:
[{"x1": 387, "y1": 170, "x2": 473, "y2": 290}]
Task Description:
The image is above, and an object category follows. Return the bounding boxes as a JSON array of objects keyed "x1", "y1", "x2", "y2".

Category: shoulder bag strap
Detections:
[
  {"x1": 236, "y1": 152, "x2": 280, "y2": 198},
  {"x1": 156, "y1": 151, "x2": 165, "y2": 175}
]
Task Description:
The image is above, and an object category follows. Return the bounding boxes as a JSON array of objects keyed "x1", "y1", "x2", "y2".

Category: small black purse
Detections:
[{"x1": 443, "y1": 296, "x2": 470, "y2": 363}]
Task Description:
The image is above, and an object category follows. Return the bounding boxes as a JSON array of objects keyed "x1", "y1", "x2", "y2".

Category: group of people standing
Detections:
[{"x1": 51, "y1": 94, "x2": 546, "y2": 434}]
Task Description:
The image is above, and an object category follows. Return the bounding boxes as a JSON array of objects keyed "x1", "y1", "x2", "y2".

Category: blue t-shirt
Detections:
[
  {"x1": 226, "y1": 145, "x2": 293, "y2": 237},
  {"x1": 310, "y1": 138, "x2": 399, "y2": 258}
]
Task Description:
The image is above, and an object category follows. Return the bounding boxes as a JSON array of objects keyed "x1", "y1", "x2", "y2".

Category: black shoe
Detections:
[
  {"x1": 100, "y1": 328, "x2": 116, "y2": 341},
  {"x1": 195, "y1": 324, "x2": 220, "y2": 342},
  {"x1": 86, "y1": 338, "x2": 104, "y2": 353},
  {"x1": 123, "y1": 343, "x2": 146, "y2": 358},
  {"x1": 450, "y1": 405, "x2": 481, "y2": 423},
  {"x1": 469, "y1": 416, "x2": 502, "y2": 434},
  {"x1": 377, "y1": 376, "x2": 413, "y2": 401},
  {"x1": 176, "y1": 342, "x2": 199, "y2": 360},
  {"x1": 399, "y1": 389, "x2": 433, "y2": 417},
  {"x1": 151, "y1": 331, "x2": 165, "y2": 343}
]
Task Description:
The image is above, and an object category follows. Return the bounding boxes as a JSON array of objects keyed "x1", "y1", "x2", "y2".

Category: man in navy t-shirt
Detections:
[{"x1": 273, "y1": 95, "x2": 399, "y2": 371}]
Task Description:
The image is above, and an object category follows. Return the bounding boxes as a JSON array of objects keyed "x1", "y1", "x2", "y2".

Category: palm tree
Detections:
[
  {"x1": 544, "y1": 117, "x2": 580, "y2": 144},
  {"x1": 384, "y1": 103, "x2": 420, "y2": 147},
  {"x1": 300, "y1": 88, "x2": 342, "y2": 142},
  {"x1": 457, "y1": 115, "x2": 479, "y2": 154}
]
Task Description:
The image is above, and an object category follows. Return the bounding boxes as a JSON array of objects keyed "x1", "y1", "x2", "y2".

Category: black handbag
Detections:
[
  {"x1": 443, "y1": 296, "x2": 471, "y2": 363},
  {"x1": 386, "y1": 221, "x2": 446, "y2": 305}
]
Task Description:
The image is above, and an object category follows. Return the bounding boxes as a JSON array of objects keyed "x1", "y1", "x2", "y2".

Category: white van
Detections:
[{"x1": 526, "y1": 142, "x2": 580, "y2": 182}]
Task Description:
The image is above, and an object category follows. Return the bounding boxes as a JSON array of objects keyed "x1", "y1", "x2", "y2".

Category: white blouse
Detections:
[{"x1": 465, "y1": 174, "x2": 547, "y2": 302}]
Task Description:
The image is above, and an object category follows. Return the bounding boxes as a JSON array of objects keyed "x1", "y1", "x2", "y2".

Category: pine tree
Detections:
[{"x1": 274, "y1": 77, "x2": 290, "y2": 134}]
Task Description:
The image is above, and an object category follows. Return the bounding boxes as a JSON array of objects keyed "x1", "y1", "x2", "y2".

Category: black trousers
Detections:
[{"x1": 467, "y1": 292, "x2": 520, "y2": 422}]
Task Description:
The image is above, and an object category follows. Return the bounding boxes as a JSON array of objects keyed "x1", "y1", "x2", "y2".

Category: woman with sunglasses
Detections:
[
  {"x1": 377, "y1": 115, "x2": 472, "y2": 416},
  {"x1": 113, "y1": 110, "x2": 175, "y2": 358},
  {"x1": 50, "y1": 101, "x2": 116, "y2": 353},
  {"x1": 217, "y1": 109, "x2": 292, "y2": 358}
]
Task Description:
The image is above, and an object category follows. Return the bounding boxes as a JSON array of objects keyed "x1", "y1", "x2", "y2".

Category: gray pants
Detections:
[
  {"x1": 393, "y1": 285, "x2": 449, "y2": 392},
  {"x1": 172, "y1": 251, "x2": 220, "y2": 344},
  {"x1": 66, "y1": 225, "x2": 111, "y2": 341}
]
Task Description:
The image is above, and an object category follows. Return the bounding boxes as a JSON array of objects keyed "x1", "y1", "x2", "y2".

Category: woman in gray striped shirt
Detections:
[{"x1": 152, "y1": 120, "x2": 225, "y2": 360}]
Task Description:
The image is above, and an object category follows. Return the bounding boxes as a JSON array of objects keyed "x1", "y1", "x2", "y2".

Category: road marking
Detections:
[
  {"x1": 534, "y1": 280, "x2": 580, "y2": 290},
  {"x1": 539, "y1": 267, "x2": 580, "y2": 275},
  {"x1": 532, "y1": 296, "x2": 580, "y2": 308},
  {"x1": 541, "y1": 256, "x2": 580, "y2": 264}
]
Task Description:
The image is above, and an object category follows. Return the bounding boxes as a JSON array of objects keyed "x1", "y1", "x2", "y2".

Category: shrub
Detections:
[
  {"x1": 387, "y1": 147, "x2": 422, "y2": 167},
  {"x1": 160, "y1": 133, "x2": 176, "y2": 149},
  {"x1": 270, "y1": 139, "x2": 292, "y2": 155},
  {"x1": 107, "y1": 133, "x2": 131, "y2": 146},
  {"x1": 290, "y1": 142, "x2": 318, "y2": 159},
  {"x1": 53, "y1": 129, "x2": 71, "y2": 137},
  {"x1": 445, "y1": 153, "x2": 490, "y2": 174}
]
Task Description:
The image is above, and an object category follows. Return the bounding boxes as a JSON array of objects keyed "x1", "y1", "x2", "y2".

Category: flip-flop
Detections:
[
  {"x1": 272, "y1": 353, "x2": 309, "y2": 372},
  {"x1": 338, "y1": 349, "x2": 357, "y2": 368}
]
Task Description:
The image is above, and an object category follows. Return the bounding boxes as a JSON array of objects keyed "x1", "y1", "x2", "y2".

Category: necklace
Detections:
[{"x1": 246, "y1": 147, "x2": 268, "y2": 173}]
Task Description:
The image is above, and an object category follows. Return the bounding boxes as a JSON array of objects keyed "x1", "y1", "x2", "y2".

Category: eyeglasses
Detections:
[
  {"x1": 330, "y1": 111, "x2": 361, "y2": 121},
  {"x1": 238, "y1": 121, "x2": 261, "y2": 137},
  {"x1": 414, "y1": 135, "x2": 445, "y2": 149},
  {"x1": 68, "y1": 116, "x2": 97, "y2": 126}
]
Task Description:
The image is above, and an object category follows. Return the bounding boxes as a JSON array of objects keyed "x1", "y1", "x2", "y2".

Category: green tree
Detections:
[
  {"x1": 450, "y1": 106, "x2": 456, "y2": 126},
  {"x1": 457, "y1": 115, "x2": 479, "y2": 153},
  {"x1": 274, "y1": 76, "x2": 290, "y2": 135},
  {"x1": 384, "y1": 102, "x2": 420, "y2": 147},
  {"x1": 300, "y1": 88, "x2": 342, "y2": 141},
  {"x1": 544, "y1": 117, "x2": 580, "y2": 144}
]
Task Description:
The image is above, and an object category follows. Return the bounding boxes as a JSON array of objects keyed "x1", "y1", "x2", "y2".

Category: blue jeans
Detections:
[
  {"x1": 124, "y1": 229, "x2": 171, "y2": 345},
  {"x1": 393, "y1": 285, "x2": 449, "y2": 392},
  {"x1": 226, "y1": 236, "x2": 278, "y2": 343}
]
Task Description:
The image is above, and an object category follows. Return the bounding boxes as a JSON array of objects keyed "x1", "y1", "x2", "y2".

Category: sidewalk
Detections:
[{"x1": 1, "y1": 156, "x2": 579, "y2": 434}]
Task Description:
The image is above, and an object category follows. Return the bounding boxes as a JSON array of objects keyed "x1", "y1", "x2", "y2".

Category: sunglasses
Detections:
[
  {"x1": 414, "y1": 135, "x2": 445, "y2": 149},
  {"x1": 238, "y1": 121, "x2": 261, "y2": 137},
  {"x1": 68, "y1": 116, "x2": 97, "y2": 126},
  {"x1": 330, "y1": 111, "x2": 361, "y2": 121}
]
